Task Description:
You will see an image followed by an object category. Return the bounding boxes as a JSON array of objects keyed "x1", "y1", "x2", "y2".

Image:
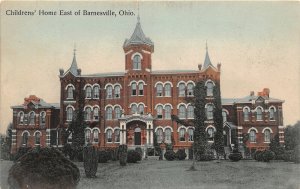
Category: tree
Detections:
[
  {"x1": 284, "y1": 121, "x2": 300, "y2": 151},
  {"x1": 269, "y1": 134, "x2": 284, "y2": 159},
  {"x1": 1, "y1": 123, "x2": 13, "y2": 160},
  {"x1": 213, "y1": 82, "x2": 225, "y2": 159}
]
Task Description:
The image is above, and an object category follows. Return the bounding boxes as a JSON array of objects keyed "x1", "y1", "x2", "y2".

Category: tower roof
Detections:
[
  {"x1": 202, "y1": 43, "x2": 216, "y2": 71},
  {"x1": 67, "y1": 48, "x2": 78, "y2": 76},
  {"x1": 123, "y1": 16, "x2": 154, "y2": 48}
]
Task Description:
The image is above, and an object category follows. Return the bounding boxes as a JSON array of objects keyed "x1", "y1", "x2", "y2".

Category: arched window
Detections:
[
  {"x1": 93, "y1": 130, "x2": 99, "y2": 143},
  {"x1": 106, "y1": 107, "x2": 113, "y2": 120},
  {"x1": 114, "y1": 85, "x2": 121, "y2": 98},
  {"x1": 138, "y1": 83, "x2": 144, "y2": 96},
  {"x1": 40, "y1": 112, "x2": 46, "y2": 125},
  {"x1": 85, "y1": 107, "x2": 92, "y2": 121},
  {"x1": 179, "y1": 105, "x2": 186, "y2": 119},
  {"x1": 133, "y1": 55, "x2": 141, "y2": 70},
  {"x1": 269, "y1": 107, "x2": 275, "y2": 120},
  {"x1": 165, "y1": 128, "x2": 172, "y2": 143},
  {"x1": 187, "y1": 83, "x2": 194, "y2": 96},
  {"x1": 250, "y1": 130, "x2": 256, "y2": 142},
  {"x1": 206, "y1": 81, "x2": 214, "y2": 96},
  {"x1": 106, "y1": 86, "x2": 113, "y2": 99},
  {"x1": 106, "y1": 129, "x2": 113, "y2": 142},
  {"x1": 29, "y1": 112, "x2": 35, "y2": 125},
  {"x1": 178, "y1": 83, "x2": 185, "y2": 97},
  {"x1": 85, "y1": 86, "x2": 92, "y2": 98},
  {"x1": 264, "y1": 129, "x2": 271, "y2": 142},
  {"x1": 93, "y1": 107, "x2": 99, "y2": 121},
  {"x1": 19, "y1": 112, "x2": 24, "y2": 124},
  {"x1": 165, "y1": 84, "x2": 171, "y2": 97},
  {"x1": 179, "y1": 128, "x2": 185, "y2": 141},
  {"x1": 67, "y1": 107, "x2": 73, "y2": 121},
  {"x1": 115, "y1": 129, "x2": 120, "y2": 143},
  {"x1": 85, "y1": 130, "x2": 91, "y2": 143},
  {"x1": 156, "y1": 84, "x2": 163, "y2": 96},
  {"x1": 131, "y1": 104, "x2": 137, "y2": 114},
  {"x1": 187, "y1": 105, "x2": 194, "y2": 119},
  {"x1": 156, "y1": 105, "x2": 163, "y2": 119},
  {"x1": 188, "y1": 128, "x2": 194, "y2": 141},
  {"x1": 222, "y1": 111, "x2": 227, "y2": 122},
  {"x1": 67, "y1": 86, "x2": 74, "y2": 99},
  {"x1": 131, "y1": 83, "x2": 137, "y2": 96},
  {"x1": 256, "y1": 107, "x2": 263, "y2": 121},
  {"x1": 22, "y1": 132, "x2": 29, "y2": 145},
  {"x1": 93, "y1": 86, "x2": 99, "y2": 99},
  {"x1": 115, "y1": 107, "x2": 121, "y2": 119},
  {"x1": 156, "y1": 128, "x2": 163, "y2": 143},
  {"x1": 243, "y1": 107, "x2": 250, "y2": 121},
  {"x1": 165, "y1": 105, "x2": 171, "y2": 120},
  {"x1": 138, "y1": 104, "x2": 144, "y2": 114},
  {"x1": 207, "y1": 127, "x2": 214, "y2": 140},
  {"x1": 206, "y1": 104, "x2": 214, "y2": 120},
  {"x1": 35, "y1": 132, "x2": 41, "y2": 145}
]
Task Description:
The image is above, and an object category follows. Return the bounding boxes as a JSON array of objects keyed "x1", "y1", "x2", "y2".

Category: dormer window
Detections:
[{"x1": 133, "y1": 55, "x2": 141, "y2": 70}]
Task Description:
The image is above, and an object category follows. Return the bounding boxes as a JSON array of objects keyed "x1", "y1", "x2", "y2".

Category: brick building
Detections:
[{"x1": 11, "y1": 17, "x2": 284, "y2": 157}]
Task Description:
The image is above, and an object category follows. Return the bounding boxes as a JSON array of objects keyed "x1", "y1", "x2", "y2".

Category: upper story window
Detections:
[
  {"x1": 35, "y1": 132, "x2": 41, "y2": 145},
  {"x1": 188, "y1": 128, "x2": 194, "y2": 141},
  {"x1": 114, "y1": 86, "x2": 121, "y2": 98},
  {"x1": 179, "y1": 128, "x2": 185, "y2": 141},
  {"x1": 19, "y1": 111, "x2": 24, "y2": 124},
  {"x1": 85, "y1": 86, "x2": 92, "y2": 99},
  {"x1": 206, "y1": 81, "x2": 214, "y2": 96},
  {"x1": 106, "y1": 107, "x2": 113, "y2": 120},
  {"x1": 115, "y1": 129, "x2": 120, "y2": 143},
  {"x1": 93, "y1": 130, "x2": 99, "y2": 143},
  {"x1": 67, "y1": 107, "x2": 73, "y2": 121},
  {"x1": 22, "y1": 132, "x2": 29, "y2": 145},
  {"x1": 29, "y1": 112, "x2": 35, "y2": 125},
  {"x1": 85, "y1": 129, "x2": 91, "y2": 143},
  {"x1": 67, "y1": 86, "x2": 74, "y2": 99},
  {"x1": 207, "y1": 127, "x2": 215, "y2": 140},
  {"x1": 222, "y1": 110, "x2": 227, "y2": 122},
  {"x1": 131, "y1": 104, "x2": 137, "y2": 114},
  {"x1": 131, "y1": 83, "x2": 137, "y2": 96},
  {"x1": 115, "y1": 107, "x2": 121, "y2": 119},
  {"x1": 256, "y1": 107, "x2": 263, "y2": 121},
  {"x1": 106, "y1": 86, "x2": 113, "y2": 99},
  {"x1": 138, "y1": 104, "x2": 144, "y2": 114},
  {"x1": 165, "y1": 128, "x2": 172, "y2": 143},
  {"x1": 269, "y1": 107, "x2": 276, "y2": 120},
  {"x1": 106, "y1": 129, "x2": 113, "y2": 143},
  {"x1": 178, "y1": 83, "x2": 185, "y2": 97},
  {"x1": 40, "y1": 112, "x2": 46, "y2": 124},
  {"x1": 156, "y1": 105, "x2": 163, "y2": 119},
  {"x1": 179, "y1": 105, "x2": 186, "y2": 119},
  {"x1": 156, "y1": 128, "x2": 163, "y2": 143},
  {"x1": 249, "y1": 130, "x2": 256, "y2": 142},
  {"x1": 243, "y1": 107, "x2": 250, "y2": 121},
  {"x1": 206, "y1": 104, "x2": 214, "y2": 120},
  {"x1": 187, "y1": 105, "x2": 194, "y2": 119},
  {"x1": 93, "y1": 107, "x2": 99, "y2": 121},
  {"x1": 85, "y1": 107, "x2": 92, "y2": 121},
  {"x1": 187, "y1": 83, "x2": 194, "y2": 96},
  {"x1": 133, "y1": 55, "x2": 141, "y2": 70},
  {"x1": 93, "y1": 86, "x2": 100, "y2": 99},
  {"x1": 157, "y1": 84, "x2": 163, "y2": 97},
  {"x1": 264, "y1": 129, "x2": 271, "y2": 142},
  {"x1": 138, "y1": 83, "x2": 144, "y2": 96},
  {"x1": 165, "y1": 84, "x2": 171, "y2": 97},
  {"x1": 165, "y1": 105, "x2": 172, "y2": 120}
]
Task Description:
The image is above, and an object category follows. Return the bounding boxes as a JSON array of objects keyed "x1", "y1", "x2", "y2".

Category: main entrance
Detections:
[
  {"x1": 134, "y1": 127, "x2": 141, "y2": 145},
  {"x1": 126, "y1": 121, "x2": 145, "y2": 146}
]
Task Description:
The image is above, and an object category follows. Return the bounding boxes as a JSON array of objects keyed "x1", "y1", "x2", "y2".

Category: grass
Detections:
[{"x1": 1, "y1": 159, "x2": 299, "y2": 189}]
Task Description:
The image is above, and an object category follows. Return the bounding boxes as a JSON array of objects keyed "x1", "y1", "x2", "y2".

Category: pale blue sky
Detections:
[{"x1": 1, "y1": 1, "x2": 299, "y2": 133}]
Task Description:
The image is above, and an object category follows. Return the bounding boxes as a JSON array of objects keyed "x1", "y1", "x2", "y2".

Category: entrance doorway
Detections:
[{"x1": 134, "y1": 127, "x2": 141, "y2": 145}]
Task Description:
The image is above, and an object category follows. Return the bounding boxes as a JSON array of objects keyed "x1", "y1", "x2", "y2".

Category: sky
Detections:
[{"x1": 1, "y1": 1, "x2": 299, "y2": 134}]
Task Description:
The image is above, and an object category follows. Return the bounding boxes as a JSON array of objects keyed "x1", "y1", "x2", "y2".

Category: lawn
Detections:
[{"x1": 1, "y1": 159, "x2": 299, "y2": 189}]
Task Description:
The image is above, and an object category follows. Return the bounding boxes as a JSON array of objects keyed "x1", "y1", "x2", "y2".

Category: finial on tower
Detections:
[
  {"x1": 137, "y1": 1, "x2": 140, "y2": 23},
  {"x1": 73, "y1": 43, "x2": 76, "y2": 56},
  {"x1": 206, "y1": 40, "x2": 208, "y2": 52}
]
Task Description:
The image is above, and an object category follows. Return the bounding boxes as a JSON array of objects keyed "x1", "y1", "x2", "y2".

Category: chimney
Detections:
[
  {"x1": 59, "y1": 69, "x2": 64, "y2": 76},
  {"x1": 77, "y1": 69, "x2": 81, "y2": 76},
  {"x1": 198, "y1": 64, "x2": 202, "y2": 70},
  {"x1": 263, "y1": 88, "x2": 270, "y2": 98},
  {"x1": 250, "y1": 91, "x2": 254, "y2": 96},
  {"x1": 217, "y1": 63, "x2": 221, "y2": 71}
]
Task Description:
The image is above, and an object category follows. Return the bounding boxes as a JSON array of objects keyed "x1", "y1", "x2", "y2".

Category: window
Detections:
[
  {"x1": 114, "y1": 86, "x2": 121, "y2": 98},
  {"x1": 264, "y1": 130, "x2": 271, "y2": 142},
  {"x1": 93, "y1": 130, "x2": 99, "y2": 143},
  {"x1": 157, "y1": 105, "x2": 163, "y2": 119},
  {"x1": 19, "y1": 112, "x2": 24, "y2": 124},
  {"x1": 179, "y1": 128, "x2": 185, "y2": 141},
  {"x1": 269, "y1": 107, "x2": 275, "y2": 120},
  {"x1": 35, "y1": 132, "x2": 41, "y2": 145},
  {"x1": 188, "y1": 128, "x2": 194, "y2": 141},
  {"x1": 187, "y1": 83, "x2": 194, "y2": 96},
  {"x1": 67, "y1": 86, "x2": 74, "y2": 99},
  {"x1": 115, "y1": 107, "x2": 121, "y2": 119},
  {"x1": 178, "y1": 83, "x2": 185, "y2": 97},
  {"x1": 156, "y1": 128, "x2": 163, "y2": 143},
  {"x1": 133, "y1": 55, "x2": 141, "y2": 70},
  {"x1": 207, "y1": 128, "x2": 214, "y2": 139},
  {"x1": 206, "y1": 81, "x2": 214, "y2": 96},
  {"x1": 156, "y1": 84, "x2": 163, "y2": 96},
  {"x1": 222, "y1": 111, "x2": 227, "y2": 122},
  {"x1": 165, "y1": 84, "x2": 171, "y2": 97},
  {"x1": 85, "y1": 108, "x2": 92, "y2": 121},
  {"x1": 67, "y1": 107, "x2": 73, "y2": 121},
  {"x1": 131, "y1": 83, "x2": 137, "y2": 96},
  {"x1": 165, "y1": 128, "x2": 171, "y2": 143},
  {"x1": 138, "y1": 104, "x2": 144, "y2": 114},
  {"x1": 243, "y1": 107, "x2": 250, "y2": 121},
  {"x1": 106, "y1": 129, "x2": 112, "y2": 143},
  {"x1": 179, "y1": 105, "x2": 186, "y2": 119},
  {"x1": 206, "y1": 104, "x2": 213, "y2": 120},
  {"x1": 29, "y1": 112, "x2": 35, "y2": 125},
  {"x1": 131, "y1": 104, "x2": 137, "y2": 114},
  {"x1": 22, "y1": 132, "x2": 29, "y2": 145},
  {"x1": 187, "y1": 105, "x2": 194, "y2": 119},
  {"x1": 67, "y1": 133, "x2": 72, "y2": 144},
  {"x1": 115, "y1": 129, "x2": 120, "y2": 143},
  {"x1": 85, "y1": 86, "x2": 92, "y2": 98},
  {"x1": 93, "y1": 86, "x2": 99, "y2": 99},
  {"x1": 85, "y1": 130, "x2": 91, "y2": 143},
  {"x1": 106, "y1": 86, "x2": 113, "y2": 99},
  {"x1": 40, "y1": 112, "x2": 46, "y2": 124},
  {"x1": 165, "y1": 105, "x2": 171, "y2": 120},
  {"x1": 256, "y1": 107, "x2": 263, "y2": 121},
  {"x1": 250, "y1": 130, "x2": 256, "y2": 142},
  {"x1": 93, "y1": 108, "x2": 99, "y2": 121},
  {"x1": 106, "y1": 107, "x2": 113, "y2": 120},
  {"x1": 138, "y1": 83, "x2": 144, "y2": 96}
]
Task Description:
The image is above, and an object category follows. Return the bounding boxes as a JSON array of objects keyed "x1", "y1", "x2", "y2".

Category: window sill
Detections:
[
  {"x1": 264, "y1": 142, "x2": 271, "y2": 143},
  {"x1": 187, "y1": 118, "x2": 194, "y2": 120},
  {"x1": 114, "y1": 141, "x2": 120, "y2": 144},
  {"x1": 106, "y1": 141, "x2": 113, "y2": 143},
  {"x1": 138, "y1": 95, "x2": 144, "y2": 97},
  {"x1": 85, "y1": 97, "x2": 92, "y2": 100},
  {"x1": 250, "y1": 142, "x2": 257, "y2": 143},
  {"x1": 66, "y1": 98, "x2": 74, "y2": 100},
  {"x1": 188, "y1": 141, "x2": 194, "y2": 142}
]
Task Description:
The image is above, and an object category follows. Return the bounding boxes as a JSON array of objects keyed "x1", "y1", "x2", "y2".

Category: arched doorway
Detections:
[
  {"x1": 126, "y1": 120, "x2": 146, "y2": 146},
  {"x1": 134, "y1": 127, "x2": 141, "y2": 145}
]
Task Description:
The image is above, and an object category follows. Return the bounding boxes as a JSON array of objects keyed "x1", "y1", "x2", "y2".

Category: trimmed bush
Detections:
[
  {"x1": 164, "y1": 150, "x2": 176, "y2": 161},
  {"x1": 262, "y1": 150, "x2": 275, "y2": 162},
  {"x1": 98, "y1": 150, "x2": 110, "y2": 163},
  {"x1": 83, "y1": 144, "x2": 98, "y2": 178},
  {"x1": 14, "y1": 146, "x2": 31, "y2": 162},
  {"x1": 229, "y1": 153, "x2": 242, "y2": 162},
  {"x1": 175, "y1": 149, "x2": 187, "y2": 160},
  {"x1": 135, "y1": 147, "x2": 143, "y2": 161},
  {"x1": 119, "y1": 145, "x2": 127, "y2": 166},
  {"x1": 127, "y1": 150, "x2": 141, "y2": 163},
  {"x1": 8, "y1": 147, "x2": 80, "y2": 189},
  {"x1": 147, "y1": 147, "x2": 162, "y2": 156}
]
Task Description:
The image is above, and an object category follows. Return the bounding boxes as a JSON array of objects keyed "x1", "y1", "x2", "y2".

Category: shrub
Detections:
[
  {"x1": 292, "y1": 145, "x2": 300, "y2": 164},
  {"x1": 127, "y1": 150, "x2": 141, "y2": 163},
  {"x1": 164, "y1": 150, "x2": 176, "y2": 161},
  {"x1": 147, "y1": 147, "x2": 161, "y2": 156},
  {"x1": 253, "y1": 151, "x2": 263, "y2": 161},
  {"x1": 175, "y1": 149, "x2": 187, "y2": 160},
  {"x1": 83, "y1": 144, "x2": 98, "y2": 178},
  {"x1": 135, "y1": 147, "x2": 143, "y2": 161},
  {"x1": 119, "y1": 145, "x2": 127, "y2": 166},
  {"x1": 8, "y1": 147, "x2": 80, "y2": 189},
  {"x1": 98, "y1": 150, "x2": 110, "y2": 163},
  {"x1": 281, "y1": 151, "x2": 294, "y2": 162},
  {"x1": 14, "y1": 146, "x2": 31, "y2": 162},
  {"x1": 229, "y1": 152, "x2": 242, "y2": 162},
  {"x1": 262, "y1": 150, "x2": 275, "y2": 162},
  {"x1": 111, "y1": 148, "x2": 119, "y2": 161}
]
